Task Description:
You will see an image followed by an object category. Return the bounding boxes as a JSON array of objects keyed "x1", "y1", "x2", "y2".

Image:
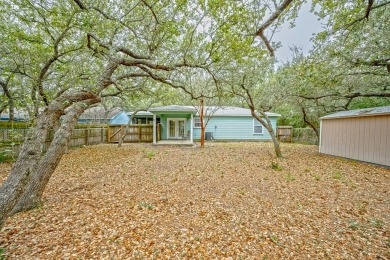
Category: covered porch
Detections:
[{"x1": 149, "y1": 105, "x2": 197, "y2": 145}]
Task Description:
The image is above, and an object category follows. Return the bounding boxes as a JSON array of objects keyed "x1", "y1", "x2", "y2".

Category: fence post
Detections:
[
  {"x1": 138, "y1": 125, "x2": 141, "y2": 142},
  {"x1": 107, "y1": 126, "x2": 111, "y2": 143},
  {"x1": 85, "y1": 128, "x2": 89, "y2": 145}
]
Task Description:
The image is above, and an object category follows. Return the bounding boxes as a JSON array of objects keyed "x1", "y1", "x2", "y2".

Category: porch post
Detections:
[
  {"x1": 190, "y1": 113, "x2": 193, "y2": 143},
  {"x1": 153, "y1": 114, "x2": 157, "y2": 144}
]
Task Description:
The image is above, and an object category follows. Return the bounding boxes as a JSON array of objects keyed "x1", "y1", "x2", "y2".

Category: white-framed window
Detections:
[
  {"x1": 194, "y1": 117, "x2": 202, "y2": 128},
  {"x1": 253, "y1": 119, "x2": 263, "y2": 134}
]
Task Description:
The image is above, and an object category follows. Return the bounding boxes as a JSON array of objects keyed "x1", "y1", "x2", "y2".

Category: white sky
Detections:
[{"x1": 272, "y1": 1, "x2": 325, "y2": 64}]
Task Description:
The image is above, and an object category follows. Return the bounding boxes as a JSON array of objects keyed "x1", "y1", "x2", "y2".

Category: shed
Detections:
[{"x1": 319, "y1": 106, "x2": 390, "y2": 167}]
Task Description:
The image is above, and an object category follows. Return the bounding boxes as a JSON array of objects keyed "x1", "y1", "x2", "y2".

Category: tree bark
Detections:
[
  {"x1": 0, "y1": 91, "x2": 97, "y2": 227},
  {"x1": 240, "y1": 84, "x2": 283, "y2": 158},
  {"x1": 301, "y1": 107, "x2": 319, "y2": 139},
  {"x1": 12, "y1": 97, "x2": 100, "y2": 214},
  {"x1": 252, "y1": 110, "x2": 282, "y2": 158},
  {"x1": 0, "y1": 79, "x2": 14, "y2": 121}
]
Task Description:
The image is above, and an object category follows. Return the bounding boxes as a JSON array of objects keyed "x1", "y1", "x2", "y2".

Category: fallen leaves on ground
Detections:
[{"x1": 0, "y1": 142, "x2": 389, "y2": 259}]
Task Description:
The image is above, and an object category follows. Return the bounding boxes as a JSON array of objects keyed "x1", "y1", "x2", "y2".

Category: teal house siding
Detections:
[{"x1": 193, "y1": 116, "x2": 277, "y2": 141}]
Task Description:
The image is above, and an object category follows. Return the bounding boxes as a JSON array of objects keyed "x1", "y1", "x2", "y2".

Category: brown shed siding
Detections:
[{"x1": 320, "y1": 115, "x2": 390, "y2": 166}]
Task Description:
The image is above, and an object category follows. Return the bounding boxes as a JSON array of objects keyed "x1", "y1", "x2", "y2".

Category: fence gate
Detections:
[
  {"x1": 108, "y1": 124, "x2": 154, "y2": 143},
  {"x1": 277, "y1": 126, "x2": 293, "y2": 142}
]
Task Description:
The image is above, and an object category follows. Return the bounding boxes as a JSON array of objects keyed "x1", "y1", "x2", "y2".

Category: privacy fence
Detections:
[
  {"x1": 276, "y1": 126, "x2": 319, "y2": 145},
  {"x1": 1, "y1": 125, "x2": 318, "y2": 159},
  {"x1": 0, "y1": 124, "x2": 157, "y2": 159},
  {"x1": 0, "y1": 126, "x2": 108, "y2": 158}
]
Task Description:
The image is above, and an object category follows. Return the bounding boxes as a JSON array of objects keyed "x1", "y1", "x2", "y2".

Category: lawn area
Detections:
[{"x1": 0, "y1": 142, "x2": 389, "y2": 259}]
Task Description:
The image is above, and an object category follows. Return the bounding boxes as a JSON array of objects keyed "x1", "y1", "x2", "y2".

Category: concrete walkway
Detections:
[{"x1": 153, "y1": 140, "x2": 196, "y2": 147}]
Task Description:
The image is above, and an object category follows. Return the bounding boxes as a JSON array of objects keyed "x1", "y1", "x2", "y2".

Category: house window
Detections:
[
  {"x1": 194, "y1": 118, "x2": 202, "y2": 128},
  {"x1": 253, "y1": 119, "x2": 263, "y2": 134}
]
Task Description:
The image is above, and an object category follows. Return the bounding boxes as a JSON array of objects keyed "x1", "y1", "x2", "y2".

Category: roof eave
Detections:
[{"x1": 321, "y1": 112, "x2": 389, "y2": 120}]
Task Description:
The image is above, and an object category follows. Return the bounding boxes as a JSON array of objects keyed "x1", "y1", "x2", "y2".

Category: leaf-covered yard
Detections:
[{"x1": 0, "y1": 142, "x2": 389, "y2": 259}]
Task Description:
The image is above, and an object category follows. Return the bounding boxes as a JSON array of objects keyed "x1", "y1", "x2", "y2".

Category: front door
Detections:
[{"x1": 168, "y1": 119, "x2": 186, "y2": 139}]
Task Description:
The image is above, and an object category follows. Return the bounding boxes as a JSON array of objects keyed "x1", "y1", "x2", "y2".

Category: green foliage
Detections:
[
  {"x1": 347, "y1": 219, "x2": 360, "y2": 230},
  {"x1": 285, "y1": 172, "x2": 296, "y2": 182},
  {"x1": 138, "y1": 201, "x2": 154, "y2": 210},
  {"x1": 145, "y1": 150, "x2": 155, "y2": 159},
  {"x1": 0, "y1": 247, "x2": 5, "y2": 260},
  {"x1": 332, "y1": 171, "x2": 344, "y2": 180},
  {"x1": 271, "y1": 161, "x2": 283, "y2": 171},
  {"x1": 0, "y1": 150, "x2": 13, "y2": 163},
  {"x1": 0, "y1": 121, "x2": 32, "y2": 128},
  {"x1": 313, "y1": 174, "x2": 321, "y2": 181}
]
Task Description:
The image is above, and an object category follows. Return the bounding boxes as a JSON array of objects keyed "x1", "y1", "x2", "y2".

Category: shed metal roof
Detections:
[{"x1": 321, "y1": 106, "x2": 390, "y2": 120}]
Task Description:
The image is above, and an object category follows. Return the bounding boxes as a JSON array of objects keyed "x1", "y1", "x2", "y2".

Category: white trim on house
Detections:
[
  {"x1": 190, "y1": 114, "x2": 193, "y2": 143},
  {"x1": 166, "y1": 118, "x2": 187, "y2": 139},
  {"x1": 194, "y1": 117, "x2": 202, "y2": 128},
  {"x1": 153, "y1": 114, "x2": 157, "y2": 144},
  {"x1": 253, "y1": 119, "x2": 264, "y2": 135}
]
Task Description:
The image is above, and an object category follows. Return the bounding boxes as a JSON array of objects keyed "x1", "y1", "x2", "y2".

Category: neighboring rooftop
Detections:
[
  {"x1": 321, "y1": 106, "x2": 390, "y2": 120},
  {"x1": 80, "y1": 106, "x2": 122, "y2": 119},
  {"x1": 126, "y1": 111, "x2": 153, "y2": 117}
]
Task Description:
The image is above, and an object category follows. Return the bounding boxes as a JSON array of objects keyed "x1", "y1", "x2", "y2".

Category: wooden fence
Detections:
[
  {"x1": 108, "y1": 124, "x2": 156, "y2": 143},
  {"x1": 277, "y1": 126, "x2": 293, "y2": 142},
  {"x1": 0, "y1": 127, "x2": 107, "y2": 157}
]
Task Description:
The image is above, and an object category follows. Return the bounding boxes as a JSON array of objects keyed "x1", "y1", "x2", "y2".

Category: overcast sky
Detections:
[{"x1": 272, "y1": 1, "x2": 326, "y2": 64}]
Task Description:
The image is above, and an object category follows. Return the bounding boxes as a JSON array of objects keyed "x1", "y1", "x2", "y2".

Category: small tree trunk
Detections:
[
  {"x1": 0, "y1": 79, "x2": 14, "y2": 121},
  {"x1": 250, "y1": 110, "x2": 283, "y2": 158},
  {"x1": 260, "y1": 111, "x2": 282, "y2": 158},
  {"x1": 267, "y1": 124, "x2": 282, "y2": 158},
  {"x1": 301, "y1": 107, "x2": 319, "y2": 139},
  {"x1": 8, "y1": 98, "x2": 14, "y2": 122}
]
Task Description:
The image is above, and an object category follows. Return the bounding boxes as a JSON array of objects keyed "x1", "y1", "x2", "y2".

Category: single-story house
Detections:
[
  {"x1": 147, "y1": 105, "x2": 280, "y2": 144},
  {"x1": 319, "y1": 106, "x2": 390, "y2": 167}
]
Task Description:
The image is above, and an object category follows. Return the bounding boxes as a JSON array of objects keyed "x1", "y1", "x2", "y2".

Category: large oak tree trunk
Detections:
[
  {"x1": 0, "y1": 91, "x2": 98, "y2": 227},
  {"x1": 12, "y1": 98, "x2": 100, "y2": 214}
]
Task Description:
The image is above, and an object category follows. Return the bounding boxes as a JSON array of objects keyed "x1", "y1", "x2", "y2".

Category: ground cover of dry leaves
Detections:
[{"x1": 0, "y1": 142, "x2": 389, "y2": 259}]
